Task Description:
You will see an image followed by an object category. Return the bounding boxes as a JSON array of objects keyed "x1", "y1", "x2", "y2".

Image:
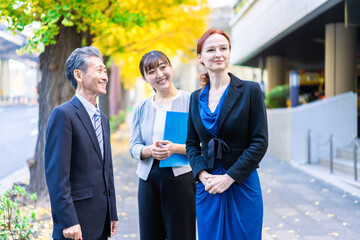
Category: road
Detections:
[{"x1": 0, "y1": 105, "x2": 38, "y2": 179}]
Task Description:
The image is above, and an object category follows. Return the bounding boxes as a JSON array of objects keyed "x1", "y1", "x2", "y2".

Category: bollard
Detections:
[
  {"x1": 354, "y1": 136, "x2": 358, "y2": 181},
  {"x1": 307, "y1": 130, "x2": 311, "y2": 164},
  {"x1": 330, "y1": 134, "x2": 333, "y2": 174}
]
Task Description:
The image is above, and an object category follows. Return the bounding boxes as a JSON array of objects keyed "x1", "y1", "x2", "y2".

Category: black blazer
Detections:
[
  {"x1": 45, "y1": 96, "x2": 118, "y2": 239},
  {"x1": 186, "y1": 73, "x2": 268, "y2": 185}
]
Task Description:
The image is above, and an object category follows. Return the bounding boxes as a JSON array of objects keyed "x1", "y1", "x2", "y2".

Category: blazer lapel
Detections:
[
  {"x1": 71, "y1": 96, "x2": 103, "y2": 163},
  {"x1": 217, "y1": 74, "x2": 243, "y2": 133}
]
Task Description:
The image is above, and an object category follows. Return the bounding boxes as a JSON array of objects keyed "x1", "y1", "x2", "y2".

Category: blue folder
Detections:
[{"x1": 159, "y1": 111, "x2": 190, "y2": 168}]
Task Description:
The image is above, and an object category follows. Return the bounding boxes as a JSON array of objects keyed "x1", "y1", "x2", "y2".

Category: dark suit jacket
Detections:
[
  {"x1": 186, "y1": 73, "x2": 268, "y2": 185},
  {"x1": 45, "y1": 96, "x2": 118, "y2": 240}
]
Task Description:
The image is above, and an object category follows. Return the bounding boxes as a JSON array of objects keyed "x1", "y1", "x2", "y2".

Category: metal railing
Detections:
[
  {"x1": 354, "y1": 137, "x2": 358, "y2": 181},
  {"x1": 307, "y1": 131, "x2": 358, "y2": 181}
]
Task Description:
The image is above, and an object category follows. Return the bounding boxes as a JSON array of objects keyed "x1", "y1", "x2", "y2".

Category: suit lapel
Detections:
[
  {"x1": 101, "y1": 113, "x2": 108, "y2": 167},
  {"x1": 217, "y1": 74, "x2": 243, "y2": 133},
  {"x1": 71, "y1": 96, "x2": 103, "y2": 163}
]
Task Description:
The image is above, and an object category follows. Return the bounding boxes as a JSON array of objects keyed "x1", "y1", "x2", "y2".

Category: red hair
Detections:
[{"x1": 197, "y1": 29, "x2": 231, "y2": 87}]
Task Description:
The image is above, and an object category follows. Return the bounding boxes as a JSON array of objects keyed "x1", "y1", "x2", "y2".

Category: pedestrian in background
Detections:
[
  {"x1": 130, "y1": 51, "x2": 196, "y2": 240},
  {"x1": 45, "y1": 46, "x2": 118, "y2": 240},
  {"x1": 186, "y1": 29, "x2": 268, "y2": 240}
]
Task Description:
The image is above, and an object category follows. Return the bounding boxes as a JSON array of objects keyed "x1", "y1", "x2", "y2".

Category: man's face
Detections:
[{"x1": 80, "y1": 56, "x2": 108, "y2": 96}]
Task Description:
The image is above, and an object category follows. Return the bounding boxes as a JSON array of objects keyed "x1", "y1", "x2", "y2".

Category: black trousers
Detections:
[{"x1": 138, "y1": 160, "x2": 196, "y2": 240}]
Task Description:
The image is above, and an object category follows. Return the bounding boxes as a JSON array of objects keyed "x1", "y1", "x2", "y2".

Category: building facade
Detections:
[{"x1": 230, "y1": 0, "x2": 359, "y2": 176}]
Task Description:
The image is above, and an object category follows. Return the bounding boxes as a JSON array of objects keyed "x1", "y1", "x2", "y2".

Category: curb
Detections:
[
  {"x1": 0, "y1": 165, "x2": 29, "y2": 195},
  {"x1": 292, "y1": 162, "x2": 360, "y2": 199}
]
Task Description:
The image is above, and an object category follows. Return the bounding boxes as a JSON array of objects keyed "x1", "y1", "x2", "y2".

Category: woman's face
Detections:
[
  {"x1": 143, "y1": 60, "x2": 173, "y2": 92},
  {"x1": 198, "y1": 33, "x2": 230, "y2": 73}
]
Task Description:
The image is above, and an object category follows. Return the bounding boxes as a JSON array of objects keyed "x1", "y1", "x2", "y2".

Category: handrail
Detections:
[{"x1": 307, "y1": 130, "x2": 358, "y2": 181}]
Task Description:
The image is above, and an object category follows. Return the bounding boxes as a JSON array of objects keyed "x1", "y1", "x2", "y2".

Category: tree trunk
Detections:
[
  {"x1": 29, "y1": 24, "x2": 90, "y2": 197},
  {"x1": 120, "y1": 82, "x2": 129, "y2": 111}
]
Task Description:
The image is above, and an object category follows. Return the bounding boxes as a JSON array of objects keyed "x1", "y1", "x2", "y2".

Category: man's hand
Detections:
[
  {"x1": 110, "y1": 220, "x2": 118, "y2": 237},
  {"x1": 63, "y1": 224, "x2": 82, "y2": 240}
]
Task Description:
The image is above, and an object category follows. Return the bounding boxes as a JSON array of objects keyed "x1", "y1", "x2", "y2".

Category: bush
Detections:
[
  {"x1": 0, "y1": 185, "x2": 37, "y2": 240},
  {"x1": 109, "y1": 110, "x2": 127, "y2": 133},
  {"x1": 265, "y1": 85, "x2": 290, "y2": 108}
]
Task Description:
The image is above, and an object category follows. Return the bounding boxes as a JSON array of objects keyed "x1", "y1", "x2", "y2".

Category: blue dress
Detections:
[{"x1": 197, "y1": 84, "x2": 263, "y2": 240}]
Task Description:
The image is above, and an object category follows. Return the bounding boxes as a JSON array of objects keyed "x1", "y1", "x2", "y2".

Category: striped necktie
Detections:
[{"x1": 94, "y1": 109, "x2": 104, "y2": 160}]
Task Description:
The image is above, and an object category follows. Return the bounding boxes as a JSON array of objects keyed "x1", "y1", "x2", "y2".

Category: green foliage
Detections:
[
  {"x1": 0, "y1": 0, "x2": 147, "y2": 54},
  {"x1": 109, "y1": 110, "x2": 127, "y2": 133},
  {"x1": 0, "y1": 0, "x2": 205, "y2": 55},
  {"x1": 265, "y1": 85, "x2": 290, "y2": 108},
  {"x1": 0, "y1": 0, "x2": 209, "y2": 87},
  {"x1": 0, "y1": 185, "x2": 37, "y2": 240}
]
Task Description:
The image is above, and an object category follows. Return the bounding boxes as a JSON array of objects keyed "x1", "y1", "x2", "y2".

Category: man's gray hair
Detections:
[{"x1": 65, "y1": 46, "x2": 103, "y2": 90}]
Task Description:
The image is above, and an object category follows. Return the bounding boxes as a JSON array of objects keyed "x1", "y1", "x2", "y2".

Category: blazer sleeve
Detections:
[
  {"x1": 186, "y1": 92, "x2": 209, "y2": 180},
  {"x1": 45, "y1": 107, "x2": 79, "y2": 230},
  {"x1": 226, "y1": 82, "x2": 268, "y2": 184},
  {"x1": 129, "y1": 102, "x2": 146, "y2": 160},
  {"x1": 105, "y1": 117, "x2": 118, "y2": 221}
]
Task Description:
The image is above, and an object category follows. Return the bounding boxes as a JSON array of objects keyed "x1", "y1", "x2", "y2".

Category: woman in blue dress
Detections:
[{"x1": 186, "y1": 29, "x2": 268, "y2": 240}]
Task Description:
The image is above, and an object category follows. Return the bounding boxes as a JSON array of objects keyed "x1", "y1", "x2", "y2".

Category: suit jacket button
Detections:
[{"x1": 104, "y1": 191, "x2": 107, "y2": 195}]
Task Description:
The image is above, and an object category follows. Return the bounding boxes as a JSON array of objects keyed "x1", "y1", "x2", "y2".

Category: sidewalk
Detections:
[
  {"x1": 110, "y1": 125, "x2": 139, "y2": 239},
  {"x1": 259, "y1": 155, "x2": 360, "y2": 239},
  {"x1": 110, "y1": 126, "x2": 272, "y2": 240},
  {"x1": 110, "y1": 125, "x2": 360, "y2": 239},
  {"x1": 1, "y1": 124, "x2": 359, "y2": 239}
]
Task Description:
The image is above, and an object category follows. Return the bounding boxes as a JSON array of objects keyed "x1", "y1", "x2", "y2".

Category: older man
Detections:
[{"x1": 45, "y1": 46, "x2": 118, "y2": 240}]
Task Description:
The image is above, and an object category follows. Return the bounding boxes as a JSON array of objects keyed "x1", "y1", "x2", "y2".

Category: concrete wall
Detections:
[
  {"x1": 173, "y1": 59, "x2": 198, "y2": 93},
  {"x1": 267, "y1": 92, "x2": 357, "y2": 163},
  {"x1": 267, "y1": 107, "x2": 291, "y2": 161}
]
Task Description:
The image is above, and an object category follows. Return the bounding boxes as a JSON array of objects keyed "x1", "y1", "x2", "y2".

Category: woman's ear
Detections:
[{"x1": 197, "y1": 54, "x2": 203, "y2": 65}]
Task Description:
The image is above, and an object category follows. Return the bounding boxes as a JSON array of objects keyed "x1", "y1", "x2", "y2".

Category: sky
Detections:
[{"x1": 207, "y1": 0, "x2": 234, "y2": 8}]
